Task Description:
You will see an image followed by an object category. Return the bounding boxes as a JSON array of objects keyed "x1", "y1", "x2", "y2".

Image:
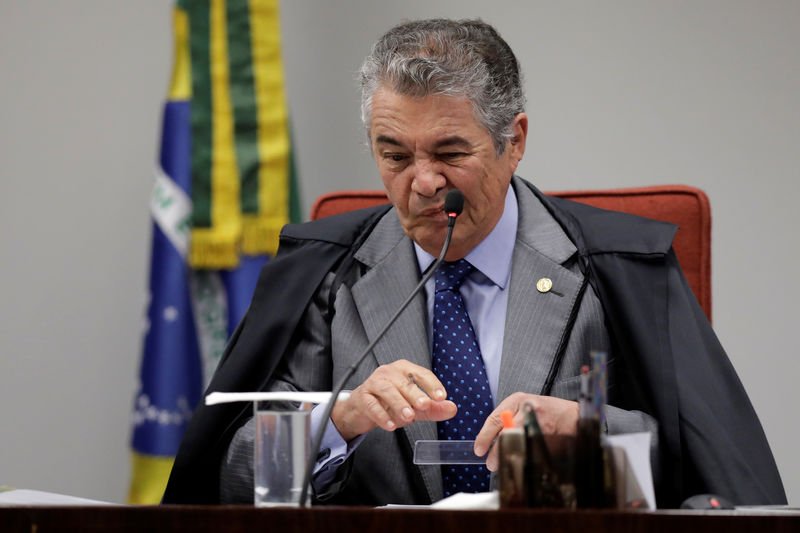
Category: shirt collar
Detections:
[{"x1": 414, "y1": 185, "x2": 517, "y2": 289}]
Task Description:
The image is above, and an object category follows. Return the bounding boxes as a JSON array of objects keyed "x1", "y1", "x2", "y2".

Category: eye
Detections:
[
  {"x1": 381, "y1": 152, "x2": 410, "y2": 170},
  {"x1": 439, "y1": 152, "x2": 467, "y2": 161}
]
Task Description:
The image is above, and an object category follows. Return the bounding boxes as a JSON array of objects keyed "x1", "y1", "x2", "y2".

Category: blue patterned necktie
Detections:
[{"x1": 430, "y1": 259, "x2": 494, "y2": 496}]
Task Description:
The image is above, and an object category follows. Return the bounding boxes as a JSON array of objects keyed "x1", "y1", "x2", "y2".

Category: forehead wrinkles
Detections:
[{"x1": 370, "y1": 91, "x2": 482, "y2": 152}]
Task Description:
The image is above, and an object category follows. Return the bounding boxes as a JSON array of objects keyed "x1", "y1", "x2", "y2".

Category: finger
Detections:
[
  {"x1": 416, "y1": 400, "x2": 457, "y2": 422},
  {"x1": 401, "y1": 372, "x2": 443, "y2": 412},
  {"x1": 358, "y1": 390, "x2": 399, "y2": 431},
  {"x1": 474, "y1": 406, "x2": 509, "y2": 456},
  {"x1": 474, "y1": 418, "x2": 502, "y2": 458},
  {"x1": 484, "y1": 439, "x2": 500, "y2": 472},
  {"x1": 402, "y1": 366, "x2": 447, "y2": 403},
  {"x1": 365, "y1": 375, "x2": 418, "y2": 427},
  {"x1": 362, "y1": 391, "x2": 421, "y2": 430},
  {"x1": 513, "y1": 404, "x2": 531, "y2": 428},
  {"x1": 474, "y1": 392, "x2": 532, "y2": 456}
]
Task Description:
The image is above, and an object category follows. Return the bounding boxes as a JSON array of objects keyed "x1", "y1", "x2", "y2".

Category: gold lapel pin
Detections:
[{"x1": 536, "y1": 277, "x2": 553, "y2": 293}]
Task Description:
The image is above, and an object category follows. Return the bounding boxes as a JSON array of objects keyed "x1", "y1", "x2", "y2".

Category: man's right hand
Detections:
[{"x1": 330, "y1": 359, "x2": 457, "y2": 442}]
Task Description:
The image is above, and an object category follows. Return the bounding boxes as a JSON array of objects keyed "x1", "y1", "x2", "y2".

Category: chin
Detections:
[
  {"x1": 407, "y1": 217, "x2": 474, "y2": 257},
  {"x1": 411, "y1": 230, "x2": 446, "y2": 256}
]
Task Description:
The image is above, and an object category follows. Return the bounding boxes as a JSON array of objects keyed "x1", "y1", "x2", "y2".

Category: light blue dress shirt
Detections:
[
  {"x1": 312, "y1": 185, "x2": 519, "y2": 487},
  {"x1": 413, "y1": 184, "x2": 517, "y2": 401}
]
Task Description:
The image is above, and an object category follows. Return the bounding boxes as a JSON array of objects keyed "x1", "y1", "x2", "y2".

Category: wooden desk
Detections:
[{"x1": 1, "y1": 505, "x2": 798, "y2": 533}]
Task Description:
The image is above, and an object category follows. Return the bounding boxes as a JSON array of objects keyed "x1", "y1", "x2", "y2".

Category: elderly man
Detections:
[{"x1": 163, "y1": 19, "x2": 785, "y2": 508}]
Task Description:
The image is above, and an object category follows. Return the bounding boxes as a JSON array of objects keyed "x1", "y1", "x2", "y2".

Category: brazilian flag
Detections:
[{"x1": 128, "y1": 0, "x2": 300, "y2": 504}]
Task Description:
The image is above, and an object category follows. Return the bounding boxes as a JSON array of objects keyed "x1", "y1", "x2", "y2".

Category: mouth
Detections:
[{"x1": 418, "y1": 204, "x2": 445, "y2": 218}]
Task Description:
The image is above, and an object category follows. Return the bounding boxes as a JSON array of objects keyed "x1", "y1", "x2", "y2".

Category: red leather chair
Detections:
[{"x1": 310, "y1": 185, "x2": 711, "y2": 321}]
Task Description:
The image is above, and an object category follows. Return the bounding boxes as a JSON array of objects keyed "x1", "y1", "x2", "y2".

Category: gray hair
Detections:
[{"x1": 360, "y1": 18, "x2": 526, "y2": 155}]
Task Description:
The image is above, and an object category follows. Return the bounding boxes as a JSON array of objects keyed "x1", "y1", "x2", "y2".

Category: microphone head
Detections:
[{"x1": 444, "y1": 190, "x2": 464, "y2": 216}]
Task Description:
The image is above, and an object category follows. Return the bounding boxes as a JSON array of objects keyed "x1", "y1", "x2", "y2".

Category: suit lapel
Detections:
[
  {"x1": 498, "y1": 179, "x2": 584, "y2": 401},
  {"x1": 350, "y1": 211, "x2": 443, "y2": 501},
  {"x1": 351, "y1": 212, "x2": 430, "y2": 371}
]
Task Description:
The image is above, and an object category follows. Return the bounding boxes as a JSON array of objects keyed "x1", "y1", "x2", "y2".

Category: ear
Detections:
[{"x1": 508, "y1": 113, "x2": 528, "y2": 164}]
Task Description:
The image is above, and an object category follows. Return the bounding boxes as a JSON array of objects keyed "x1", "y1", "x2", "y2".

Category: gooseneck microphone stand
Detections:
[{"x1": 298, "y1": 190, "x2": 464, "y2": 507}]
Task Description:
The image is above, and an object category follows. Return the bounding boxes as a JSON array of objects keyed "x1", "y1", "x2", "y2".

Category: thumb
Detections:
[{"x1": 418, "y1": 400, "x2": 457, "y2": 421}]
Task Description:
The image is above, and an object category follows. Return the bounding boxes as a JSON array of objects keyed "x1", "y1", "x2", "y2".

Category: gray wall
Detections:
[{"x1": 1, "y1": 1, "x2": 797, "y2": 504}]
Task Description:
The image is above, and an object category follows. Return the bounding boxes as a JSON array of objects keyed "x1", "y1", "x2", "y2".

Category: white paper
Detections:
[
  {"x1": 430, "y1": 491, "x2": 500, "y2": 510},
  {"x1": 0, "y1": 488, "x2": 115, "y2": 506},
  {"x1": 606, "y1": 432, "x2": 656, "y2": 510},
  {"x1": 205, "y1": 391, "x2": 350, "y2": 406},
  {"x1": 380, "y1": 491, "x2": 499, "y2": 510}
]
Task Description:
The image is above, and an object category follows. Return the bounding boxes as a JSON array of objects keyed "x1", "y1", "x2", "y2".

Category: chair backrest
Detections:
[{"x1": 310, "y1": 185, "x2": 711, "y2": 321}]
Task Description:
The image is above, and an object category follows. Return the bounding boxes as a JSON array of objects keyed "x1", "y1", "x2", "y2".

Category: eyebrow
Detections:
[
  {"x1": 373, "y1": 134, "x2": 473, "y2": 150},
  {"x1": 432, "y1": 136, "x2": 472, "y2": 150},
  {"x1": 374, "y1": 135, "x2": 403, "y2": 147}
]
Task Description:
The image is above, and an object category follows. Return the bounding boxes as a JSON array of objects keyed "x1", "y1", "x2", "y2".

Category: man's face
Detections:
[{"x1": 369, "y1": 86, "x2": 527, "y2": 260}]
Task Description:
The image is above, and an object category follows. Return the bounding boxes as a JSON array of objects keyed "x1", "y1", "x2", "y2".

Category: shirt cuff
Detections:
[{"x1": 310, "y1": 399, "x2": 366, "y2": 490}]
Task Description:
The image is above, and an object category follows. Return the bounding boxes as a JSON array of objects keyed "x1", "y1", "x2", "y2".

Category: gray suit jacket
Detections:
[{"x1": 221, "y1": 178, "x2": 656, "y2": 505}]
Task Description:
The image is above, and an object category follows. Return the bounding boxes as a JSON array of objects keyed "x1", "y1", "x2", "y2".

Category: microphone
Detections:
[
  {"x1": 444, "y1": 188, "x2": 464, "y2": 217},
  {"x1": 298, "y1": 189, "x2": 465, "y2": 506}
]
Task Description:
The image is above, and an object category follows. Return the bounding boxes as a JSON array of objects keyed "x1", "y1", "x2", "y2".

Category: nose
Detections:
[{"x1": 410, "y1": 159, "x2": 446, "y2": 197}]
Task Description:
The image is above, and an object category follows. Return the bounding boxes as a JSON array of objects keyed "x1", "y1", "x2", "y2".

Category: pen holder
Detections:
[
  {"x1": 498, "y1": 428, "x2": 526, "y2": 507},
  {"x1": 497, "y1": 432, "x2": 619, "y2": 509},
  {"x1": 525, "y1": 434, "x2": 576, "y2": 508},
  {"x1": 574, "y1": 419, "x2": 618, "y2": 509}
]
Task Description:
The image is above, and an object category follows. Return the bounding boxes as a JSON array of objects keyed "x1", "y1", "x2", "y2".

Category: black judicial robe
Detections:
[{"x1": 162, "y1": 181, "x2": 786, "y2": 508}]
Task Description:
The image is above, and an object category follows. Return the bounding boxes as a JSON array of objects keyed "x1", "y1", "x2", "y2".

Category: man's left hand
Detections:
[{"x1": 473, "y1": 392, "x2": 579, "y2": 471}]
